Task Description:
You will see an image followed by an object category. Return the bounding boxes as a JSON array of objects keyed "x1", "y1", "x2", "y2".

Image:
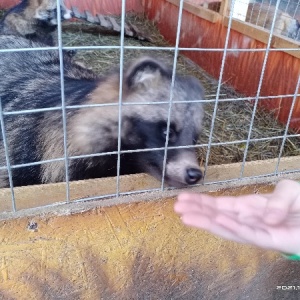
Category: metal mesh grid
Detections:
[
  {"x1": 233, "y1": 0, "x2": 300, "y2": 41},
  {"x1": 0, "y1": 0, "x2": 299, "y2": 213}
]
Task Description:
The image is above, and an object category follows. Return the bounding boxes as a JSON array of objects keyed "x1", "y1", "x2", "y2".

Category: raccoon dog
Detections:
[
  {"x1": 0, "y1": 0, "x2": 71, "y2": 46},
  {"x1": 0, "y1": 35, "x2": 204, "y2": 188}
]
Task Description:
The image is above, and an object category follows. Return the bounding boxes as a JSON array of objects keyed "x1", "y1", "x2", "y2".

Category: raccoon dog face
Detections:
[
  {"x1": 34, "y1": 0, "x2": 71, "y2": 24},
  {"x1": 120, "y1": 58, "x2": 204, "y2": 187},
  {"x1": 77, "y1": 57, "x2": 205, "y2": 187},
  {"x1": 34, "y1": 0, "x2": 56, "y2": 24},
  {"x1": 0, "y1": 0, "x2": 72, "y2": 44}
]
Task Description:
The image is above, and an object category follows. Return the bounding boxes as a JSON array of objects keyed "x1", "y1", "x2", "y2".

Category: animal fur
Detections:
[
  {"x1": 246, "y1": 2, "x2": 300, "y2": 40},
  {"x1": 0, "y1": 35, "x2": 205, "y2": 188},
  {"x1": 0, "y1": 0, "x2": 72, "y2": 46}
]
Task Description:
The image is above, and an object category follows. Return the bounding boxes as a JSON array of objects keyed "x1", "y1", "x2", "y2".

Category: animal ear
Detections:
[{"x1": 125, "y1": 57, "x2": 171, "y2": 89}]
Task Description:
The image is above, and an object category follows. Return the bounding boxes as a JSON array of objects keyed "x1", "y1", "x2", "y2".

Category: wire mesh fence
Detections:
[{"x1": 0, "y1": 0, "x2": 299, "y2": 213}]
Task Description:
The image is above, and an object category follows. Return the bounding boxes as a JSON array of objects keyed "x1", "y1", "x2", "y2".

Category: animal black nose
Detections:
[{"x1": 185, "y1": 168, "x2": 202, "y2": 185}]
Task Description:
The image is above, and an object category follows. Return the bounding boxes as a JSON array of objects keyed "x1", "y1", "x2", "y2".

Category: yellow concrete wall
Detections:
[{"x1": 0, "y1": 182, "x2": 299, "y2": 299}]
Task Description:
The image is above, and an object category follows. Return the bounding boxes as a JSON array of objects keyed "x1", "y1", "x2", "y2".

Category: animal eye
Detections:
[{"x1": 162, "y1": 127, "x2": 177, "y2": 143}]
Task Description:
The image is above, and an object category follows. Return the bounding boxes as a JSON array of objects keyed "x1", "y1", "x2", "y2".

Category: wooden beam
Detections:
[
  {"x1": 223, "y1": 17, "x2": 300, "y2": 59},
  {"x1": 0, "y1": 156, "x2": 299, "y2": 216},
  {"x1": 167, "y1": 0, "x2": 221, "y2": 23},
  {"x1": 0, "y1": 184, "x2": 284, "y2": 299},
  {"x1": 219, "y1": 0, "x2": 229, "y2": 16}
]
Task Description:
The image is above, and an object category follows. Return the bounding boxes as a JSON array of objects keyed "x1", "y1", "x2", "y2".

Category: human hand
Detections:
[{"x1": 174, "y1": 179, "x2": 300, "y2": 254}]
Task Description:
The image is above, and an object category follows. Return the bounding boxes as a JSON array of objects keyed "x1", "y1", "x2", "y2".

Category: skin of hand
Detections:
[{"x1": 174, "y1": 179, "x2": 300, "y2": 254}]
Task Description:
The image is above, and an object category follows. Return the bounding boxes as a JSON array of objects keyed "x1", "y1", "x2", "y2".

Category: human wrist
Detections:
[{"x1": 281, "y1": 252, "x2": 300, "y2": 260}]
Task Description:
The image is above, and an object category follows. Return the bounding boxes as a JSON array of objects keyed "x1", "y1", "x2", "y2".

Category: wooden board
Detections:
[
  {"x1": 0, "y1": 182, "x2": 299, "y2": 299},
  {"x1": 167, "y1": 0, "x2": 221, "y2": 23},
  {"x1": 223, "y1": 17, "x2": 300, "y2": 60},
  {"x1": 1, "y1": 156, "x2": 299, "y2": 215}
]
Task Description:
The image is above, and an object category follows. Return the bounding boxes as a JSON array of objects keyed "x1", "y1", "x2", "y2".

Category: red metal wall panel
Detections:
[{"x1": 144, "y1": 0, "x2": 300, "y2": 131}]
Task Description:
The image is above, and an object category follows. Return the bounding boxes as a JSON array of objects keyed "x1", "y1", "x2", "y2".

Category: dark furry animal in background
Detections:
[
  {"x1": 0, "y1": 0, "x2": 71, "y2": 46},
  {"x1": 0, "y1": 35, "x2": 205, "y2": 188}
]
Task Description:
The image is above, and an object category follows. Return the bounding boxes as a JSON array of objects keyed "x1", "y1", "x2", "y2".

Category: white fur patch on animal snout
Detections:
[
  {"x1": 35, "y1": 11, "x2": 45, "y2": 20},
  {"x1": 60, "y1": 0, "x2": 72, "y2": 19},
  {"x1": 63, "y1": 10, "x2": 72, "y2": 19},
  {"x1": 35, "y1": 10, "x2": 57, "y2": 23},
  {"x1": 50, "y1": 18, "x2": 58, "y2": 25},
  {"x1": 166, "y1": 152, "x2": 200, "y2": 184}
]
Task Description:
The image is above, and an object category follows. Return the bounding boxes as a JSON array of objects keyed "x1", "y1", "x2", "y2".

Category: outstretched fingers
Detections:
[
  {"x1": 176, "y1": 192, "x2": 268, "y2": 219},
  {"x1": 180, "y1": 212, "x2": 247, "y2": 244}
]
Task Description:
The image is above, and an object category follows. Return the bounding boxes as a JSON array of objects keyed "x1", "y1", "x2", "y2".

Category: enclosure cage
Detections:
[
  {"x1": 0, "y1": 0, "x2": 299, "y2": 213},
  {"x1": 0, "y1": 0, "x2": 300, "y2": 299}
]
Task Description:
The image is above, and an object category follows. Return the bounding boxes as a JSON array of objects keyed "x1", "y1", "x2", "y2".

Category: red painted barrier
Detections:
[{"x1": 144, "y1": 0, "x2": 300, "y2": 131}]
